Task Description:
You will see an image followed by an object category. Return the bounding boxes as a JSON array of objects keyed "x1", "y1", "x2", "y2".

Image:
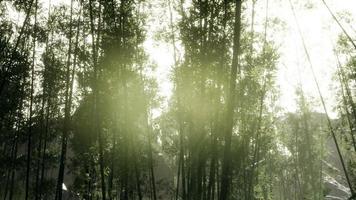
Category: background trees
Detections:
[{"x1": 276, "y1": 89, "x2": 326, "y2": 199}]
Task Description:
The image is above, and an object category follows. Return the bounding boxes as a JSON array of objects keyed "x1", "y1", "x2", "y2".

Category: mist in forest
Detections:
[{"x1": 0, "y1": 0, "x2": 356, "y2": 199}]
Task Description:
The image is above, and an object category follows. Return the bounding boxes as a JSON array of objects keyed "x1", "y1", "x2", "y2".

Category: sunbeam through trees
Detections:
[{"x1": 0, "y1": 0, "x2": 356, "y2": 199}]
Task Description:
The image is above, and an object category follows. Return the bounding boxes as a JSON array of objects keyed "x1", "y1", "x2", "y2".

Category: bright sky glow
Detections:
[{"x1": 268, "y1": 0, "x2": 356, "y2": 118}]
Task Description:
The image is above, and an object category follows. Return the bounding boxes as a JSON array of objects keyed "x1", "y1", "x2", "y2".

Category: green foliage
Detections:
[
  {"x1": 1, "y1": 0, "x2": 352, "y2": 199},
  {"x1": 275, "y1": 88, "x2": 327, "y2": 199}
]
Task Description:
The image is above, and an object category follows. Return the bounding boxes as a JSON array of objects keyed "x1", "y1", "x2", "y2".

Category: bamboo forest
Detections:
[{"x1": 2, "y1": 0, "x2": 356, "y2": 199}]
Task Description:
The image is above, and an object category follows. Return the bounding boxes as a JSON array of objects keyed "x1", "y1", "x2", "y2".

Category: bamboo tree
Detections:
[
  {"x1": 246, "y1": 1, "x2": 270, "y2": 198},
  {"x1": 25, "y1": 1, "x2": 38, "y2": 199},
  {"x1": 321, "y1": 0, "x2": 356, "y2": 50},
  {"x1": 0, "y1": 0, "x2": 35, "y2": 98},
  {"x1": 38, "y1": 3, "x2": 55, "y2": 197},
  {"x1": 6, "y1": 65, "x2": 27, "y2": 200},
  {"x1": 208, "y1": 1, "x2": 228, "y2": 199},
  {"x1": 88, "y1": 0, "x2": 107, "y2": 199},
  {"x1": 335, "y1": 54, "x2": 356, "y2": 152},
  {"x1": 333, "y1": 50, "x2": 356, "y2": 152},
  {"x1": 169, "y1": 0, "x2": 187, "y2": 199},
  {"x1": 35, "y1": 2, "x2": 54, "y2": 198},
  {"x1": 220, "y1": 1, "x2": 242, "y2": 199},
  {"x1": 144, "y1": 94, "x2": 157, "y2": 200},
  {"x1": 55, "y1": 0, "x2": 75, "y2": 199},
  {"x1": 177, "y1": 1, "x2": 187, "y2": 199}
]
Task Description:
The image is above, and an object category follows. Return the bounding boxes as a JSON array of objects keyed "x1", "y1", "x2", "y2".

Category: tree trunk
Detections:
[
  {"x1": 219, "y1": 1, "x2": 242, "y2": 199},
  {"x1": 89, "y1": 0, "x2": 106, "y2": 199},
  {"x1": 141, "y1": 106, "x2": 157, "y2": 200},
  {"x1": 55, "y1": 0, "x2": 74, "y2": 199},
  {"x1": 25, "y1": 1, "x2": 38, "y2": 199}
]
